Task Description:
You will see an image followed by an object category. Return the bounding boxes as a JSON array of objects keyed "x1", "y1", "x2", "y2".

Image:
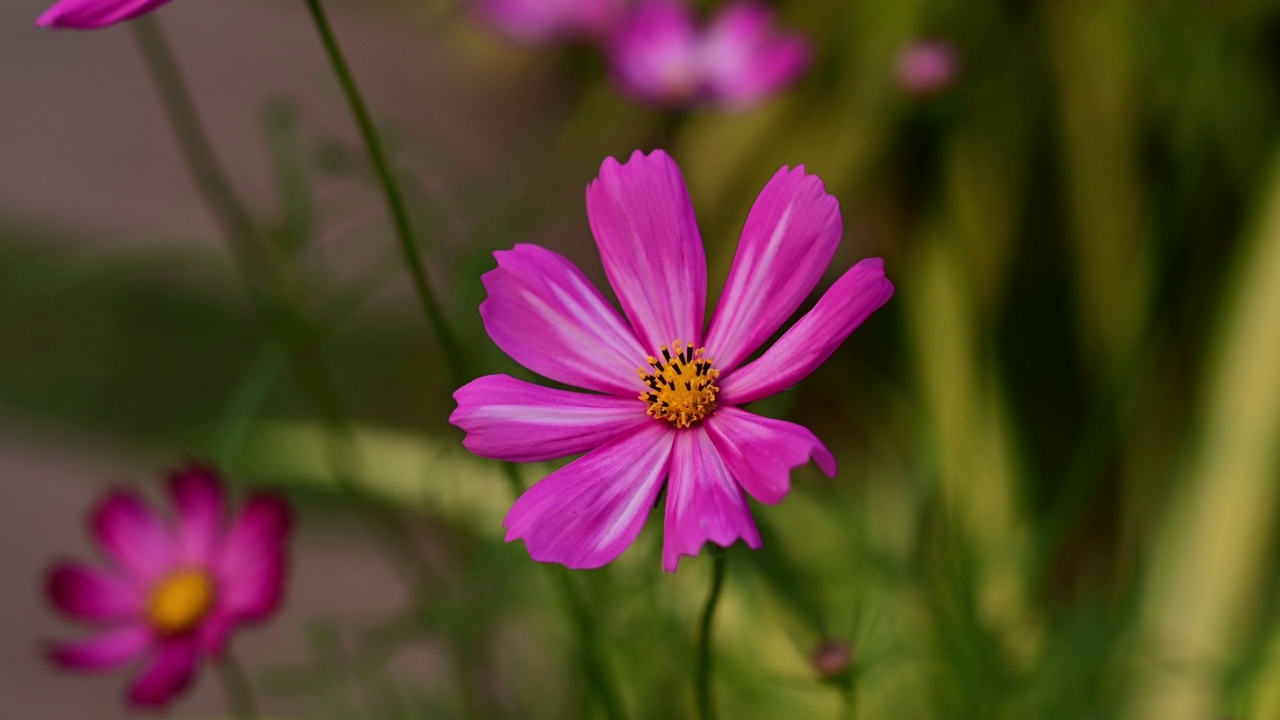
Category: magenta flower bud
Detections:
[
  {"x1": 608, "y1": 0, "x2": 811, "y2": 111},
  {"x1": 36, "y1": 0, "x2": 177, "y2": 30},
  {"x1": 451, "y1": 150, "x2": 894, "y2": 571},
  {"x1": 811, "y1": 639, "x2": 856, "y2": 679},
  {"x1": 476, "y1": 0, "x2": 627, "y2": 45},
  {"x1": 45, "y1": 465, "x2": 292, "y2": 709},
  {"x1": 895, "y1": 39, "x2": 960, "y2": 96}
]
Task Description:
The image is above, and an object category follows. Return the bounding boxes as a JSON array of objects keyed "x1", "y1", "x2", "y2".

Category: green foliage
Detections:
[{"x1": 12, "y1": 0, "x2": 1280, "y2": 716}]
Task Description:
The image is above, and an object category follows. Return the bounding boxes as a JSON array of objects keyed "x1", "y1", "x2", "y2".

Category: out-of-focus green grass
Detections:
[{"x1": 7, "y1": 0, "x2": 1280, "y2": 717}]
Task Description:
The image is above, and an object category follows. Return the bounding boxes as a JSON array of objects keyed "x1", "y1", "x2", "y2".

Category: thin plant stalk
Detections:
[
  {"x1": 131, "y1": 17, "x2": 275, "y2": 297},
  {"x1": 216, "y1": 653, "x2": 259, "y2": 720},
  {"x1": 300, "y1": 0, "x2": 466, "y2": 389},
  {"x1": 501, "y1": 463, "x2": 629, "y2": 720},
  {"x1": 697, "y1": 549, "x2": 728, "y2": 720},
  {"x1": 840, "y1": 680, "x2": 858, "y2": 720},
  {"x1": 131, "y1": 14, "x2": 431, "y2": 582}
]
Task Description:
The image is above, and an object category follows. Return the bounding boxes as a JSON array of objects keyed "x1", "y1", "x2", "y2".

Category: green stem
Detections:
[
  {"x1": 300, "y1": 0, "x2": 467, "y2": 389},
  {"x1": 697, "y1": 550, "x2": 727, "y2": 720},
  {"x1": 557, "y1": 569, "x2": 628, "y2": 720},
  {"x1": 840, "y1": 679, "x2": 858, "y2": 720},
  {"x1": 133, "y1": 12, "x2": 433, "y2": 587},
  {"x1": 131, "y1": 17, "x2": 275, "y2": 296},
  {"x1": 215, "y1": 653, "x2": 259, "y2": 720},
  {"x1": 501, "y1": 464, "x2": 627, "y2": 720}
]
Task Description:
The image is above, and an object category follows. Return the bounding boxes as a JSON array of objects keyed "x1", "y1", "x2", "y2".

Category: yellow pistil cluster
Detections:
[
  {"x1": 637, "y1": 340, "x2": 720, "y2": 428},
  {"x1": 146, "y1": 569, "x2": 216, "y2": 635}
]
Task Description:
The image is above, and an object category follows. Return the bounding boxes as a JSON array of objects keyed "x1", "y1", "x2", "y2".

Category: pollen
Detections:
[
  {"x1": 146, "y1": 568, "x2": 216, "y2": 635},
  {"x1": 637, "y1": 340, "x2": 721, "y2": 428}
]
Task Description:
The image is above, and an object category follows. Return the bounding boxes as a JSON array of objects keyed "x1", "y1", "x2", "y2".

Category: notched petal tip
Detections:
[
  {"x1": 240, "y1": 494, "x2": 294, "y2": 538},
  {"x1": 706, "y1": 408, "x2": 835, "y2": 505},
  {"x1": 662, "y1": 535, "x2": 763, "y2": 573}
]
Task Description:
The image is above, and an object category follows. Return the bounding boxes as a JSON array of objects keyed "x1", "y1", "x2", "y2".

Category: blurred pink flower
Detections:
[
  {"x1": 608, "y1": 0, "x2": 811, "y2": 110},
  {"x1": 477, "y1": 0, "x2": 626, "y2": 45},
  {"x1": 451, "y1": 150, "x2": 893, "y2": 571},
  {"x1": 46, "y1": 465, "x2": 291, "y2": 709},
  {"x1": 895, "y1": 39, "x2": 960, "y2": 95},
  {"x1": 36, "y1": 0, "x2": 175, "y2": 29}
]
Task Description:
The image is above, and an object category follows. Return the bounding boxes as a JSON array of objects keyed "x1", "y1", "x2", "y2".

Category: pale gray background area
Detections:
[{"x1": 0, "y1": 0, "x2": 545, "y2": 716}]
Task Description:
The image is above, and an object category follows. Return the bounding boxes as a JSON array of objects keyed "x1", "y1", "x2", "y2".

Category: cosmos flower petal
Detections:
[
  {"x1": 704, "y1": 406, "x2": 835, "y2": 504},
  {"x1": 705, "y1": 165, "x2": 841, "y2": 371},
  {"x1": 128, "y1": 638, "x2": 199, "y2": 709},
  {"x1": 481, "y1": 244, "x2": 648, "y2": 396},
  {"x1": 197, "y1": 608, "x2": 235, "y2": 659},
  {"x1": 50, "y1": 625, "x2": 153, "y2": 671},
  {"x1": 719, "y1": 258, "x2": 894, "y2": 405},
  {"x1": 92, "y1": 490, "x2": 174, "y2": 583},
  {"x1": 699, "y1": 1, "x2": 812, "y2": 109},
  {"x1": 36, "y1": 0, "x2": 174, "y2": 30},
  {"x1": 505, "y1": 422, "x2": 674, "y2": 569},
  {"x1": 168, "y1": 465, "x2": 224, "y2": 565},
  {"x1": 46, "y1": 562, "x2": 142, "y2": 621},
  {"x1": 216, "y1": 496, "x2": 291, "y2": 621},
  {"x1": 451, "y1": 374, "x2": 651, "y2": 462},
  {"x1": 587, "y1": 150, "x2": 707, "y2": 350},
  {"x1": 608, "y1": 1, "x2": 700, "y2": 107},
  {"x1": 662, "y1": 427, "x2": 760, "y2": 571}
]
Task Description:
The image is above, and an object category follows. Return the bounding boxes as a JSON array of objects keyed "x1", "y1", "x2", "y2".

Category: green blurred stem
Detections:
[
  {"x1": 301, "y1": 0, "x2": 467, "y2": 389},
  {"x1": 840, "y1": 679, "x2": 858, "y2": 720},
  {"x1": 697, "y1": 549, "x2": 727, "y2": 720},
  {"x1": 131, "y1": 17, "x2": 264, "y2": 282},
  {"x1": 500, "y1": 463, "x2": 628, "y2": 720},
  {"x1": 133, "y1": 14, "x2": 431, "y2": 584},
  {"x1": 216, "y1": 653, "x2": 259, "y2": 720}
]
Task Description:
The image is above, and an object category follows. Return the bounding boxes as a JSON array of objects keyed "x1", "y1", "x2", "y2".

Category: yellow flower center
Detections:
[
  {"x1": 146, "y1": 569, "x2": 215, "y2": 635},
  {"x1": 637, "y1": 340, "x2": 721, "y2": 428}
]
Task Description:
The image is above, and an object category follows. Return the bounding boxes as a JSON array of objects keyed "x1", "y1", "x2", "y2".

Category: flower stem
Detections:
[
  {"x1": 300, "y1": 0, "x2": 467, "y2": 389},
  {"x1": 697, "y1": 549, "x2": 728, "y2": 720},
  {"x1": 216, "y1": 653, "x2": 259, "y2": 720},
  {"x1": 840, "y1": 680, "x2": 859, "y2": 720},
  {"x1": 500, "y1": 464, "x2": 628, "y2": 720},
  {"x1": 131, "y1": 16, "x2": 274, "y2": 295},
  {"x1": 132, "y1": 12, "x2": 433, "y2": 586},
  {"x1": 557, "y1": 569, "x2": 629, "y2": 720}
]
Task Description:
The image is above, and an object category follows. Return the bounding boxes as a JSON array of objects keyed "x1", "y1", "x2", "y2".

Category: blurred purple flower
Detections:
[
  {"x1": 477, "y1": 0, "x2": 626, "y2": 45},
  {"x1": 609, "y1": 0, "x2": 811, "y2": 110},
  {"x1": 46, "y1": 465, "x2": 291, "y2": 709},
  {"x1": 36, "y1": 0, "x2": 175, "y2": 29},
  {"x1": 895, "y1": 39, "x2": 960, "y2": 95},
  {"x1": 451, "y1": 150, "x2": 893, "y2": 571}
]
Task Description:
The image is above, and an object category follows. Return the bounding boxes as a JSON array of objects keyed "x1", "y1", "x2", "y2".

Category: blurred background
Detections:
[{"x1": 4, "y1": 0, "x2": 1280, "y2": 717}]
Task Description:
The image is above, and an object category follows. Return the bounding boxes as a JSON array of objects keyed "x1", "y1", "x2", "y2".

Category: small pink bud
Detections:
[
  {"x1": 811, "y1": 639, "x2": 856, "y2": 679},
  {"x1": 895, "y1": 39, "x2": 960, "y2": 96}
]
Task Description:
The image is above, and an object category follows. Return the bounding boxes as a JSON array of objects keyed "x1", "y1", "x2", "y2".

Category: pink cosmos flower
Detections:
[
  {"x1": 608, "y1": 0, "x2": 811, "y2": 110},
  {"x1": 46, "y1": 465, "x2": 291, "y2": 709},
  {"x1": 451, "y1": 150, "x2": 894, "y2": 571},
  {"x1": 477, "y1": 0, "x2": 626, "y2": 45},
  {"x1": 895, "y1": 39, "x2": 960, "y2": 95},
  {"x1": 36, "y1": 0, "x2": 175, "y2": 29}
]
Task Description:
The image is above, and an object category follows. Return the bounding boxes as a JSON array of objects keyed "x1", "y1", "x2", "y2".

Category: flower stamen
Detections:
[
  {"x1": 636, "y1": 340, "x2": 720, "y2": 428},
  {"x1": 146, "y1": 568, "x2": 215, "y2": 635}
]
